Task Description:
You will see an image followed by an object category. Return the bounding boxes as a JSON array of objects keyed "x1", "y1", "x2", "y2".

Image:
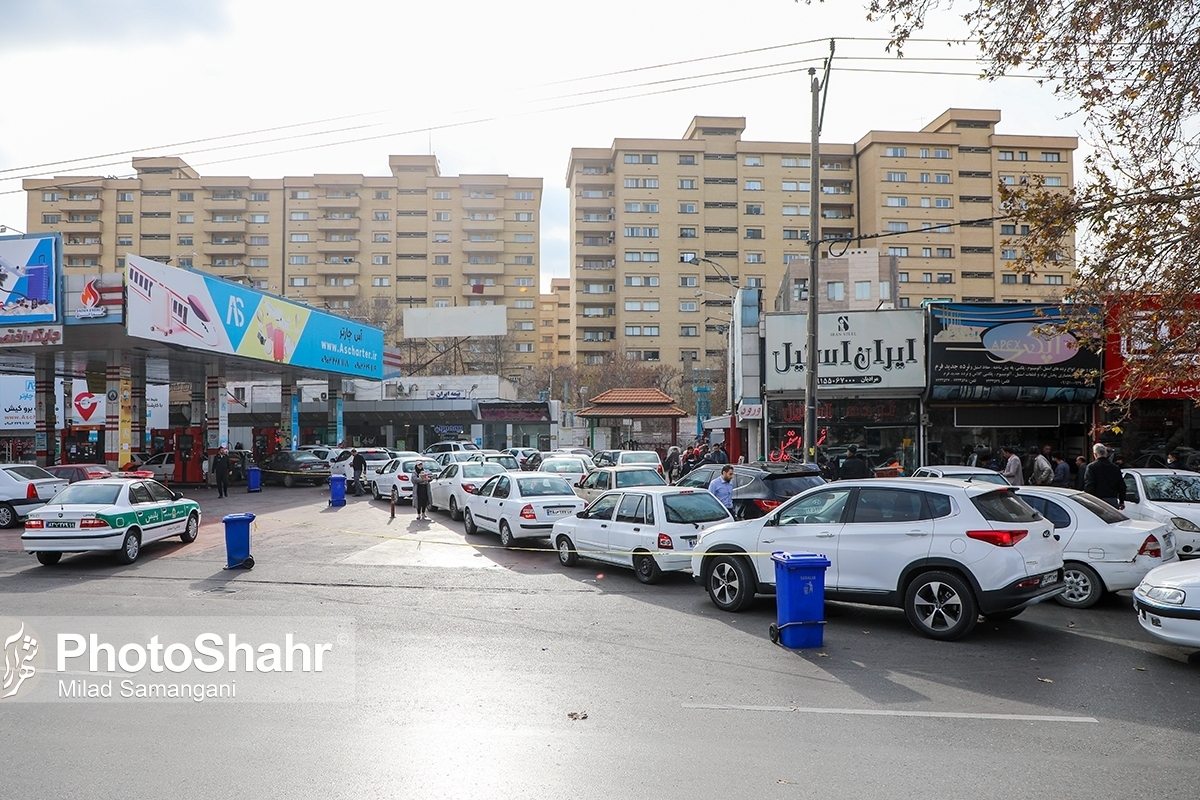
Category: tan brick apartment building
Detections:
[
  {"x1": 24, "y1": 155, "x2": 544, "y2": 372},
  {"x1": 566, "y1": 108, "x2": 1076, "y2": 367},
  {"x1": 538, "y1": 278, "x2": 572, "y2": 364}
]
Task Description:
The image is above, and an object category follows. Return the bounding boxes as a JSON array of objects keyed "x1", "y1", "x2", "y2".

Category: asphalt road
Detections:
[{"x1": 1, "y1": 483, "x2": 1197, "y2": 799}]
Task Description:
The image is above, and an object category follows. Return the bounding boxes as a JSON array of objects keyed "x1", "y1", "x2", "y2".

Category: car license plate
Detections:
[
  {"x1": 682, "y1": 538, "x2": 696, "y2": 549},
  {"x1": 546, "y1": 507, "x2": 572, "y2": 516},
  {"x1": 1165, "y1": 533, "x2": 1175, "y2": 548},
  {"x1": 1041, "y1": 570, "x2": 1059, "y2": 585},
  {"x1": 46, "y1": 521, "x2": 74, "y2": 529}
]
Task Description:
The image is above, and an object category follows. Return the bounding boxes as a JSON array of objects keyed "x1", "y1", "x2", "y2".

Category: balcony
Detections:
[
  {"x1": 462, "y1": 217, "x2": 504, "y2": 233},
  {"x1": 64, "y1": 239, "x2": 102, "y2": 255},
  {"x1": 462, "y1": 196, "x2": 505, "y2": 212},
  {"x1": 203, "y1": 240, "x2": 247, "y2": 256},
  {"x1": 316, "y1": 284, "x2": 361, "y2": 298},
  {"x1": 316, "y1": 262, "x2": 361, "y2": 276},
  {"x1": 464, "y1": 261, "x2": 505, "y2": 275},
  {"x1": 316, "y1": 216, "x2": 360, "y2": 231},
  {"x1": 316, "y1": 239, "x2": 360, "y2": 254},
  {"x1": 463, "y1": 239, "x2": 505, "y2": 254},
  {"x1": 206, "y1": 219, "x2": 247, "y2": 234},
  {"x1": 203, "y1": 196, "x2": 248, "y2": 212},
  {"x1": 317, "y1": 195, "x2": 361, "y2": 210},
  {"x1": 64, "y1": 197, "x2": 103, "y2": 212},
  {"x1": 461, "y1": 283, "x2": 505, "y2": 298},
  {"x1": 61, "y1": 219, "x2": 103, "y2": 233}
]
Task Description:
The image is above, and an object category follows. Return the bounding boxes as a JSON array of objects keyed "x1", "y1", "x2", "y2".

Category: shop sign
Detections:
[
  {"x1": 928, "y1": 303, "x2": 1101, "y2": 402},
  {"x1": 0, "y1": 326, "x2": 62, "y2": 346},
  {"x1": 427, "y1": 390, "x2": 466, "y2": 399},
  {"x1": 735, "y1": 401, "x2": 763, "y2": 421},
  {"x1": 65, "y1": 274, "x2": 124, "y2": 324},
  {"x1": 0, "y1": 377, "x2": 36, "y2": 430},
  {"x1": 1103, "y1": 300, "x2": 1200, "y2": 400},
  {"x1": 479, "y1": 403, "x2": 549, "y2": 422},
  {"x1": 765, "y1": 310, "x2": 925, "y2": 394}
]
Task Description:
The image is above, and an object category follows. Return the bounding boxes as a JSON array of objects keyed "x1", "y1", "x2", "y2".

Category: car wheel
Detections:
[
  {"x1": 115, "y1": 530, "x2": 141, "y2": 565},
  {"x1": 464, "y1": 508, "x2": 478, "y2": 536},
  {"x1": 499, "y1": 520, "x2": 516, "y2": 548},
  {"x1": 706, "y1": 554, "x2": 756, "y2": 612},
  {"x1": 556, "y1": 535, "x2": 578, "y2": 567},
  {"x1": 36, "y1": 551, "x2": 62, "y2": 566},
  {"x1": 904, "y1": 571, "x2": 978, "y2": 641},
  {"x1": 0, "y1": 503, "x2": 15, "y2": 529},
  {"x1": 1056, "y1": 563, "x2": 1105, "y2": 609},
  {"x1": 633, "y1": 552, "x2": 662, "y2": 585},
  {"x1": 372, "y1": 482, "x2": 381, "y2": 501},
  {"x1": 985, "y1": 608, "x2": 1026, "y2": 621},
  {"x1": 449, "y1": 496, "x2": 461, "y2": 521},
  {"x1": 180, "y1": 513, "x2": 199, "y2": 544},
  {"x1": 283, "y1": 474, "x2": 296, "y2": 488}
]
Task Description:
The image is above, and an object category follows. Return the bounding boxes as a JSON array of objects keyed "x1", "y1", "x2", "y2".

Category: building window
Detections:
[
  {"x1": 113, "y1": 191, "x2": 132, "y2": 202},
  {"x1": 624, "y1": 153, "x2": 658, "y2": 164},
  {"x1": 886, "y1": 172, "x2": 907, "y2": 182},
  {"x1": 176, "y1": 258, "x2": 190, "y2": 268},
  {"x1": 1046, "y1": 274, "x2": 1064, "y2": 285},
  {"x1": 744, "y1": 204, "x2": 763, "y2": 215},
  {"x1": 744, "y1": 156, "x2": 762, "y2": 166},
  {"x1": 923, "y1": 272, "x2": 933, "y2": 283},
  {"x1": 625, "y1": 326, "x2": 642, "y2": 337},
  {"x1": 782, "y1": 157, "x2": 810, "y2": 168},
  {"x1": 624, "y1": 275, "x2": 659, "y2": 287},
  {"x1": 1044, "y1": 176, "x2": 1063, "y2": 187},
  {"x1": 515, "y1": 277, "x2": 535, "y2": 287},
  {"x1": 885, "y1": 147, "x2": 907, "y2": 157},
  {"x1": 934, "y1": 198, "x2": 951, "y2": 208},
  {"x1": 290, "y1": 233, "x2": 309, "y2": 243},
  {"x1": 887, "y1": 221, "x2": 909, "y2": 232},
  {"x1": 934, "y1": 149, "x2": 950, "y2": 159},
  {"x1": 680, "y1": 326, "x2": 699, "y2": 337},
  {"x1": 433, "y1": 255, "x2": 451, "y2": 265},
  {"x1": 624, "y1": 226, "x2": 659, "y2": 238},
  {"x1": 792, "y1": 279, "x2": 808, "y2": 301},
  {"x1": 428, "y1": 212, "x2": 448, "y2": 222},
  {"x1": 290, "y1": 211, "x2": 309, "y2": 221},
  {"x1": 746, "y1": 253, "x2": 764, "y2": 264},
  {"x1": 514, "y1": 321, "x2": 535, "y2": 331},
  {"x1": 744, "y1": 180, "x2": 763, "y2": 191},
  {"x1": 116, "y1": 235, "x2": 133, "y2": 247},
  {"x1": 515, "y1": 212, "x2": 534, "y2": 222},
  {"x1": 679, "y1": 155, "x2": 696, "y2": 165},
  {"x1": 937, "y1": 273, "x2": 953, "y2": 283},
  {"x1": 1002, "y1": 249, "x2": 1017, "y2": 259},
  {"x1": 513, "y1": 299, "x2": 534, "y2": 309},
  {"x1": 934, "y1": 173, "x2": 951, "y2": 184},
  {"x1": 745, "y1": 228, "x2": 763, "y2": 239},
  {"x1": 886, "y1": 196, "x2": 908, "y2": 207},
  {"x1": 289, "y1": 277, "x2": 309, "y2": 287},
  {"x1": 41, "y1": 214, "x2": 61, "y2": 224},
  {"x1": 248, "y1": 235, "x2": 269, "y2": 246},
  {"x1": 827, "y1": 282, "x2": 844, "y2": 301},
  {"x1": 679, "y1": 227, "x2": 698, "y2": 239},
  {"x1": 245, "y1": 213, "x2": 267, "y2": 224},
  {"x1": 625, "y1": 202, "x2": 659, "y2": 213},
  {"x1": 372, "y1": 255, "x2": 389, "y2": 265},
  {"x1": 783, "y1": 229, "x2": 801, "y2": 240},
  {"x1": 937, "y1": 247, "x2": 953, "y2": 258},
  {"x1": 680, "y1": 276, "x2": 697, "y2": 287},
  {"x1": 679, "y1": 203, "x2": 697, "y2": 214},
  {"x1": 1041, "y1": 152, "x2": 1061, "y2": 162},
  {"x1": 855, "y1": 281, "x2": 871, "y2": 301},
  {"x1": 178, "y1": 213, "x2": 194, "y2": 224},
  {"x1": 680, "y1": 301, "x2": 697, "y2": 312},
  {"x1": 898, "y1": 272, "x2": 909, "y2": 282},
  {"x1": 177, "y1": 235, "x2": 193, "y2": 246},
  {"x1": 922, "y1": 247, "x2": 932, "y2": 258},
  {"x1": 249, "y1": 257, "x2": 268, "y2": 268},
  {"x1": 370, "y1": 233, "x2": 389, "y2": 243},
  {"x1": 880, "y1": 282, "x2": 891, "y2": 300},
  {"x1": 117, "y1": 214, "x2": 133, "y2": 224},
  {"x1": 888, "y1": 247, "x2": 909, "y2": 257},
  {"x1": 1002, "y1": 274, "x2": 1017, "y2": 284},
  {"x1": 1018, "y1": 151, "x2": 1029, "y2": 161},
  {"x1": 513, "y1": 190, "x2": 535, "y2": 200},
  {"x1": 746, "y1": 277, "x2": 764, "y2": 288},
  {"x1": 289, "y1": 255, "x2": 309, "y2": 265}
]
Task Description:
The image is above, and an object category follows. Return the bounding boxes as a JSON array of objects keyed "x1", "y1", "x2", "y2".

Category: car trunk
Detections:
[{"x1": 968, "y1": 487, "x2": 1062, "y2": 578}]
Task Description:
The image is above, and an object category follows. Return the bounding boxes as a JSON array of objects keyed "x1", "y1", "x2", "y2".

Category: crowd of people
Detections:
[{"x1": 663, "y1": 440, "x2": 730, "y2": 482}]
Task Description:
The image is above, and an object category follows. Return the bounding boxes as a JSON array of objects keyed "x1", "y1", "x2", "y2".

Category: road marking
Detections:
[{"x1": 683, "y1": 704, "x2": 1098, "y2": 723}]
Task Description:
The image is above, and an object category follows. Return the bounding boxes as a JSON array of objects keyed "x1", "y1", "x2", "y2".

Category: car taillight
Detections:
[
  {"x1": 80, "y1": 518, "x2": 110, "y2": 529},
  {"x1": 520, "y1": 504, "x2": 536, "y2": 520},
  {"x1": 399, "y1": 475, "x2": 411, "y2": 482},
  {"x1": 657, "y1": 465, "x2": 663, "y2": 476},
  {"x1": 1137, "y1": 536, "x2": 1163, "y2": 559},
  {"x1": 462, "y1": 484, "x2": 477, "y2": 494},
  {"x1": 753, "y1": 499, "x2": 782, "y2": 512},
  {"x1": 658, "y1": 533, "x2": 673, "y2": 549},
  {"x1": 966, "y1": 529, "x2": 1028, "y2": 547},
  {"x1": 24, "y1": 519, "x2": 43, "y2": 529},
  {"x1": 26, "y1": 483, "x2": 38, "y2": 499}
]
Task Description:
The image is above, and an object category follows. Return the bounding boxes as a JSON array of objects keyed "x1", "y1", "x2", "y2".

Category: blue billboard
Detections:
[{"x1": 0, "y1": 233, "x2": 59, "y2": 325}]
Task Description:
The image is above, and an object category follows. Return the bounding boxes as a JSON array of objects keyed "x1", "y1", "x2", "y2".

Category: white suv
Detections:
[{"x1": 691, "y1": 478, "x2": 1065, "y2": 640}]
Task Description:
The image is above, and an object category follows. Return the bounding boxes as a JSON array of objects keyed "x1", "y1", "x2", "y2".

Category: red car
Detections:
[{"x1": 43, "y1": 464, "x2": 113, "y2": 484}]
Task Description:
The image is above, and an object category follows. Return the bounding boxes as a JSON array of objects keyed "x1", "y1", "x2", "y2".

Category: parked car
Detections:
[
  {"x1": 0, "y1": 464, "x2": 70, "y2": 528},
  {"x1": 139, "y1": 452, "x2": 176, "y2": 482},
  {"x1": 434, "y1": 451, "x2": 480, "y2": 468},
  {"x1": 676, "y1": 462, "x2": 825, "y2": 519},
  {"x1": 575, "y1": 465, "x2": 666, "y2": 503},
  {"x1": 22, "y1": 478, "x2": 199, "y2": 566},
  {"x1": 371, "y1": 457, "x2": 442, "y2": 503},
  {"x1": 593, "y1": 450, "x2": 664, "y2": 475},
  {"x1": 1129, "y1": 451, "x2": 1200, "y2": 471},
  {"x1": 463, "y1": 472, "x2": 586, "y2": 548},
  {"x1": 228, "y1": 450, "x2": 254, "y2": 482},
  {"x1": 429, "y1": 461, "x2": 507, "y2": 520},
  {"x1": 537, "y1": 456, "x2": 592, "y2": 487},
  {"x1": 330, "y1": 447, "x2": 392, "y2": 478},
  {"x1": 424, "y1": 441, "x2": 480, "y2": 455},
  {"x1": 503, "y1": 447, "x2": 540, "y2": 470},
  {"x1": 1121, "y1": 469, "x2": 1200, "y2": 558},
  {"x1": 44, "y1": 464, "x2": 113, "y2": 484},
  {"x1": 1133, "y1": 560, "x2": 1200, "y2": 649},
  {"x1": 911, "y1": 465, "x2": 1011, "y2": 485},
  {"x1": 553, "y1": 486, "x2": 731, "y2": 584},
  {"x1": 466, "y1": 453, "x2": 521, "y2": 471},
  {"x1": 259, "y1": 450, "x2": 331, "y2": 487},
  {"x1": 691, "y1": 479, "x2": 1066, "y2": 640},
  {"x1": 387, "y1": 450, "x2": 422, "y2": 461},
  {"x1": 1017, "y1": 486, "x2": 1177, "y2": 608}
]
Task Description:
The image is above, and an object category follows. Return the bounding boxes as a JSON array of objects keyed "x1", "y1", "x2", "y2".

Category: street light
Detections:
[{"x1": 0, "y1": 224, "x2": 25, "y2": 235}]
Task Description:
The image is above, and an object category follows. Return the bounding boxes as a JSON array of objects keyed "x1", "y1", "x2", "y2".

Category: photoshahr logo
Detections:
[
  {"x1": 2, "y1": 620, "x2": 40, "y2": 699},
  {"x1": 74, "y1": 392, "x2": 99, "y2": 422},
  {"x1": 75, "y1": 279, "x2": 107, "y2": 319}
]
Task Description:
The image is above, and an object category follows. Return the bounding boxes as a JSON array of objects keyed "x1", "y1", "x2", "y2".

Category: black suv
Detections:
[{"x1": 675, "y1": 462, "x2": 825, "y2": 519}]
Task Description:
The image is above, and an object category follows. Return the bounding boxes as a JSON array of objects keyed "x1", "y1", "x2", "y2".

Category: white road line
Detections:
[{"x1": 683, "y1": 704, "x2": 1098, "y2": 723}]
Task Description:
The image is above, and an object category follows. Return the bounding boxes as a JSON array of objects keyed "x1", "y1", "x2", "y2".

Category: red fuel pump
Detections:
[
  {"x1": 173, "y1": 428, "x2": 205, "y2": 483},
  {"x1": 252, "y1": 428, "x2": 281, "y2": 464}
]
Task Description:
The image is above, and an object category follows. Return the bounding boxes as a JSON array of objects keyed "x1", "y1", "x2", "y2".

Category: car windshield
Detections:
[
  {"x1": 971, "y1": 489, "x2": 1041, "y2": 522},
  {"x1": 46, "y1": 483, "x2": 122, "y2": 506},
  {"x1": 614, "y1": 469, "x2": 666, "y2": 488},
  {"x1": 663, "y1": 491, "x2": 731, "y2": 524},
  {"x1": 516, "y1": 476, "x2": 575, "y2": 496},
  {"x1": 1070, "y1": 492, "x2": 1128, "y2": 523},
  {"x1": 404, "y1": 460, "x2": 441, "y2": 473},
  {"x1": 621, "y1": 452, "x2": 660, "y2": 464},
  {"x1": 4, "y1": 465, "x2": 54, "y2": 480},
  {"x1": 488, "y1": 456, "x2": 519, "y2": 468},
  {"x1": 362, "y1": 452, "x2": 391, "y2": 462},
  {"x1": 541, "y1": 460, "x2": 584, "y2": 474},
  {"x1": 1143, "y1": 474, "x2": 1200, "y2": 502},
  {"x1": 463, "y1": 464, "x2": 505, "y2": 479}
]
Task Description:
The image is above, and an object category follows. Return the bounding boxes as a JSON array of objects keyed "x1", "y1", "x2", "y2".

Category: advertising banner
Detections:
[
  {"x1": 764, "y1": 310, "x2": 926, "y2": 394},
  {"x1": 0, "y1": 234, "x2": 58, "y2": 325},
  {"x1": 65, "y1": 273, "x2": 123, "y2": 325},
  {"x1": 125, "y1": 255, "x2": 383, "y2": 379},
  {"x1": 1103, "y1": 300, "x2": 1200, "y2": 400},
  {"x1": 0, "y1": 376, "x2": 37, "y2": 430},
  {"x1": 927, "y1": 303, "x2": 1101, "y2": 402}
]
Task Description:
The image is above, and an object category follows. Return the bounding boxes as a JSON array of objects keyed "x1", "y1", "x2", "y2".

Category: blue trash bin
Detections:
[
  {"x1": 246, "y1": 466, "x2": 262, "y2": 493},
  {"x1": 222, "y1": 513, "x2": 256, "y2": 570},
  {"x1": 329, "y1": 474, "x2": 347, "y2": 507},
  {"x1": 770, "y1": 551, "x2": 832, "y2": 648}
]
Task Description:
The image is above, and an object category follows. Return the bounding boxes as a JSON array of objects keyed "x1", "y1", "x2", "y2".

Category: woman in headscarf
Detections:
[{"x1": 413, "y1": 462, "x2": 432, "y2": 520}]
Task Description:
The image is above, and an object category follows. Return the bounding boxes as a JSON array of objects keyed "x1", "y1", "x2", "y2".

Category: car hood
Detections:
[{"x1": 1140, "y1": 560, "x2": 1200, "y2": 591}]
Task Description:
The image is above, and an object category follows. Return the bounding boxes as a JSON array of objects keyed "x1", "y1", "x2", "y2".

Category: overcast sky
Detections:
[{"x1": 0, "y1": 0, "x2": 1082, "y2": 290}]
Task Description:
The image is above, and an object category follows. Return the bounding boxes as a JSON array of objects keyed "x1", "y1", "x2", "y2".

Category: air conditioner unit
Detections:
[
  {"x1": 606, "y1": 259, "x2": 615, "y2": 267},
  {"x1": 383, "y1": 384, "x2": 399, "y2": 399},
  {"x1": 606, "y1": 191, "x2": 614, "y2": 197},
  {"x1": 608, "y1": 214, "x2": 615, "y2": 220}
]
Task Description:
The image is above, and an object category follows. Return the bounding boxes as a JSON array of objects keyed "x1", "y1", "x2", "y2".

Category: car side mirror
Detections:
[
  {"x1": 577, "y1": 510, "x2": 589, "y2": 520},
  {"x1": 172, "y1": 491, "x2": 183, "y2": 500}
]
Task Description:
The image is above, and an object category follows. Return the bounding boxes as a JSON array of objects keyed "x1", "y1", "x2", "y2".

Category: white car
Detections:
[
  {"x1": 429, "y1": 461, "x2": 506, "y2": 520},
  {"x1": 1121, "y1": 469, "x2": 1200, "y2": 558},
  {"x1": 467, "y1": 453, "x2": 521, "y2": 471},
  {"x1": 424, "y1": 441, "x2": 480, "y2": 455},
  {"x1": 537, "y1": 457, "x2": 592, "y2": 487},
  {"x1": 462, "y1": 472, "x2": 586, "y2": 548},
  {"x1": 911, "y1": 466, "x2": 1011, "y2": 486},
  {"x1": 593, "y1": 450, "x2": 664, "y2": 476},
  {"x1": 331, "y1": 448, "x2": 392, "y2": 478},
  {"x1": 371, "y1": 456, "x2": 442, "y2": 503},
  {"x1": 434, "y1": 451, "x2": 480, "y2": 468},
  {"x1": 0, "y1": 464, "x2": 69, "y2": 528},
  {"x1": 553, "y1": 486, "x2": 731, "y2": 584},
  {"x1": 691, "y1": 478, "x2": 1066, "y2": 640},
  {"x1": 574, "y1": 465, "x2": 666, "y2": 503},
  {"x1": 1017, "y1": 486, "x2": 1177, "y2": 608},
  {"x1": 1133, "y1": 560, "x2": 1200, "y2": 649},
  {"x1": 140, "y1": 452, "x2": 176, "y2": 482}
]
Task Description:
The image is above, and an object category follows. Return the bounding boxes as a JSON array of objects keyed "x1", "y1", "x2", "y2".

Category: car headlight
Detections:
[
  {"x1": 1142, "y1": 585, "x2": 1186, "y2": 605},
  {"x1": 1170, "y1": 517, "x2": 1200, "y2": 533}
]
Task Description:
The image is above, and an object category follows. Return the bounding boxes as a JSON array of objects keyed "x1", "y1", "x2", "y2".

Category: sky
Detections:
[{"x1": 0, "y1": 0, "x2": 1084, "y2": 291}]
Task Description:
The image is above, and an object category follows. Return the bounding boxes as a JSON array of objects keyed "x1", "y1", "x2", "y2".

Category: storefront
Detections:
[
  {"x1": 763, "y1": 309, "x2": 926, "y2": 472},
  {"x1": 924, "y1": 303, "x2": 1100, "y2": 466},
  {"x1": 478, "y1": 401, "x2": 555, "y2": 451}
]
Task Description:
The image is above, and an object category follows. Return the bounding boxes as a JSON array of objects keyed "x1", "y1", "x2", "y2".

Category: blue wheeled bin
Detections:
[
  {"x1": 770, "y1": 551, "x2": 832, "y2": 648},
  {"x1": 329, "y1": 474, "x2": 347, "y2": 507},
  {"x1": 222, "y1": 513, "x2": 256, "y2": 570},
  {"x1": 246, "y1": 466, "x2": 262, "y2": 493}
]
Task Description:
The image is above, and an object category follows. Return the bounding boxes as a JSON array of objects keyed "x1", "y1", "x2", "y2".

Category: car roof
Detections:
[
  {"x1": 602, "y1": 485, "x2": 707, "y2": 495},
  {"x1": 864, "y1": 477, "x2": 1014, "y2": 496},
  {"x1": 64, "y1": 477, "x2": 146, "y2": 485},
  {"x1": 602, "y1": 464, "x2": 663, "y2": 471},
  {"x1": 1123, "y1": 468, "x2": 1198, "y2": 476},
  {"x1": 920, "y1": 465, "x2": 1000, "y2": 474}
]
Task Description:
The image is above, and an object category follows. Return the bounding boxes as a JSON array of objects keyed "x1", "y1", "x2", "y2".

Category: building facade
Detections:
[
  {"x1": 538, "y1": 277, "x2": 572, "y2": 364},
  {"x1": 565, "y1": 109, "x2": 1076, "y2": 367},
  {"x1": 24, "y1": 155, "x2": 544, "y2": 373}
]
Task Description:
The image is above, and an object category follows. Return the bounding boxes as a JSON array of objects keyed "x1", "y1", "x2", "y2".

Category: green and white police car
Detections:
[{"x1": 23, "y1": 478, "x2": 201, "y2": 566}]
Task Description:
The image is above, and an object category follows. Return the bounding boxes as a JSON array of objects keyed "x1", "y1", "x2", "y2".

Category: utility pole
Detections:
[{"x1": 804, "y1": 42, "x2": 834, "y2": 464}]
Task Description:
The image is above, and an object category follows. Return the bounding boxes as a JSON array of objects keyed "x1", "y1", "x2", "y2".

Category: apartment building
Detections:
[
  {"x1": 565, "y1": 109, "x2": 1076, "y2": 366},
  {"x1": 24, "y1": 155, "x2": 544, "y2": 371},
  {"x1": 538, "y1": 277, "x2": 572, "y2": 364}
]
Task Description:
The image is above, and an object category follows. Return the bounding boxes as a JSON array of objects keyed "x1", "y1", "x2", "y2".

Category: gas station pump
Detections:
[
  {"x1": 252, "y1": 427, "x2": 280, "y2": 463},
  {"x1": 173, "y1": 429, "x2": 205, "y2": 483},
  {"x1": 149, "y1": 429, "x2": 173, "y2": 456}
]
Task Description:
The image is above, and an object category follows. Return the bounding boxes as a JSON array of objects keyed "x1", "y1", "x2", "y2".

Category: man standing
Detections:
[
  {"x1": 1001, "y1": 446, "x2": 1024, "y2": 485},
  {"x1": 1074, "y1": 455, "x2": 1088, "y2": 490},
  {"x1": 712, "y1": 443, "x2": 729, "y2": 465},
  {"x1": 1084, "y1": 443, "x2": 1126, "y2": 509},
  {"x1": 212, "y1": 446, "x2": 232, "y2": 498},
  {"x1": 1051, "y1": 452, "x2": 1071, "y2": 488},
  {"x1": 1029, "y1": 446, "x2": 1054, "y2": 485},
  {"x1": 350, "y1": 448, "x2": 367, "y2": 496},
  {"x1": 838, "y1": 444, "x2": 872, "y2": 479},
  {"x1": 708, "y1": 464, "x2": 735, "y2": 515}
]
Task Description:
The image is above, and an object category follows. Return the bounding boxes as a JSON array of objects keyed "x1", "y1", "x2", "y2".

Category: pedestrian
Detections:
[
  {"x1": 212, "y1": 446, "x2": 232, "y2": 498},
  {"x1": 1000, "y1": 446, "x2": 1024, "y2": 485},
  {"x1": 200, "y1": 454, "x2": 210, "y2": 489},
  {"x1": 1029, "y1": 446, "x2": 1054, "y2": 486},
  {"x1": 1167, "y1": 451, "x2": 1186, "y2": 471},
  {"x1": 350, "y1": 448, "x2": 367, "y2": 496},
  {"x1": 712, "y1": 443, "x2": 729, "y2": 465},
  {"x1": 413, "y1": 463, "x2": 432, "y2": 520},
  {"x1": 1084, "y1": 443, "x2": 1126, "y2": 509},
  {"x1": 1074, "y1": 455, "x2": 1088, "y2": 490},
  {"x1": 1050, "y1": 452, "x2": 1070, "y2": 488},
  {"x1": 1113, "y1": 453, "x2": 1127, "y2": 470},
  {"x1": 665, "y1": 446, "x2": 681, "y2": 482},
  {"x1": 838, "y1": 444, "x2": 872, "y2": 479},
  {"x1": 708, "y1": 464, "x2": 735, "y2": 515}
]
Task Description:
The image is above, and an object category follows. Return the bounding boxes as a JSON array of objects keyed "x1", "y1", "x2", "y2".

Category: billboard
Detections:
[
  {"x1": 764, "y1": 310, "x2": 926, "y2": 395},
  {"x1": 1103, "y1": 300, "x2": 1200, "y2": 400},
  {"x1": 0, "y1": 376, "x2": 36, "y2": 430},
  {"x1": 927, "y1": 303, "x2": 1101, "y2": 402},
  {"x1": 124, "y1": 255, "x2": 383, "y2": 379},
  {"x1": 403, "y1": 305, "x2": 507, "y2": 339},
  {"x1": 0, "y1": 233, "x2": 58, "y2": 325},
  {"x1": 65, "y1": 273, "x2": 123, "y2": 325}
]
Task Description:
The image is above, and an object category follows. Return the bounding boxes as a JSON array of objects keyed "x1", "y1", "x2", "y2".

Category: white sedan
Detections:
[
  {"x1": 1121, "y1": 469, "x2": 1200, "y2": 558},
  {"x1": 0, "y1": 464, "x2": 69, "y2": 528},
  {"x1": 1134, "y1": 560, "x2": 1200, "y2": 649},
  {"x1": 537, "y1": 457, "x2": 592, "y2": 487},
  {"x1": 1018, "y1": 486, "x2": 1177, "y2": 608},
  {"x1": 462, "y1": 472, "x2": 585, "y2": 548},
  {"x1": 429, "y1": 461, "x2": 506, "y2": 520},
  {"x1": 371, "y1": 457, "x2": 441, "y2": 503}
]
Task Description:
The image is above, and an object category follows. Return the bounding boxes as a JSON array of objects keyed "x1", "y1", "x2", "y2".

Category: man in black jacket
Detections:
[
  {"x1": 1084, "y1": 443, "x2": 1126, "y2": 509},
  {"x1": 211, "y1": 446, "x2": 232, "y2": 498},
  {"x1": 838, "y1": 444, "x2": 872, "y2": 480}
]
